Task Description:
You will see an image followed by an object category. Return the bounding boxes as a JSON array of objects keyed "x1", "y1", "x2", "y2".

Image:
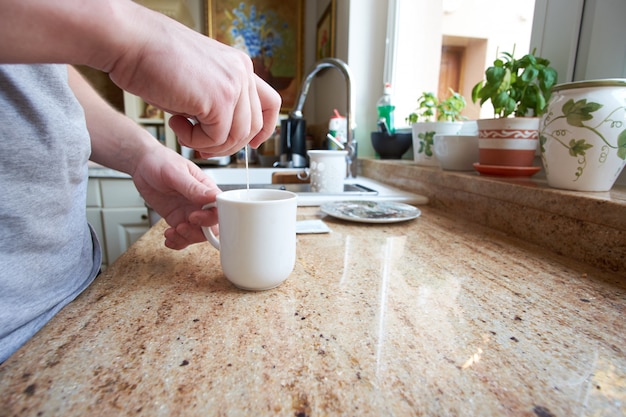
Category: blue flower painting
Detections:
[
  {"x1": 229, "y1": 3, "x2": 284, "y2": 59},
  {"x1": 210, "y1": 0, "x2": 302, "y2": 109}
]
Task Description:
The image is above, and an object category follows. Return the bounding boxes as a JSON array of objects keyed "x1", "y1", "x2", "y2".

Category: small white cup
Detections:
[
  {"x1": 307, "y1": 150, "x2": 348, "y2": 193},
  {"x1": 202, "y1": 189, "x2": 298, "y2": 291},
  {"x1": 433, "y1": 134, "x2": 479, "y2": 171}
]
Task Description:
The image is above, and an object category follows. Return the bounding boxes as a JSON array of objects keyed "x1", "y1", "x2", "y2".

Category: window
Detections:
[{"x1": 386, "y1": 0, "x2": 536, "y2": 127}]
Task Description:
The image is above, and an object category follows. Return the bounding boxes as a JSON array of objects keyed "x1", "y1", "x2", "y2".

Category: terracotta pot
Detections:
[
  {"x1": 540, "y1": 79, "x2": 626, "y2": 191},
  {"x1": 411, "y1": 121, "x2": 463, "y2": 166},
  {"x1": 478, "y1": 139, "x2": 537, "y2": 166},
  {"x1": 476, "y1": 118, "x2": 539, "y2": 167}
]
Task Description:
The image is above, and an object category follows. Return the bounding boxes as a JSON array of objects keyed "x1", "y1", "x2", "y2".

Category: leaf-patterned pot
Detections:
[
  {"x1": 411, "y1": 121, "x2": 463, "y2": 166},
  {"x1": 540, "y1": 79, "x2": 626, "y2": 191}
]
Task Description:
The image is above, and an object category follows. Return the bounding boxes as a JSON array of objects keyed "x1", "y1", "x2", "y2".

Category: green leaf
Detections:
[
  {"x1": 504, "y1": 97, "x2": 516, "y2": 117},
  {"x1": 501, "y1": 52, "x2": 514, "y2": 62},
  {"x1": 617, "y1": 130, "x2": 626, "y2": 160},
  {"x1": 521, "y1": 67, "x2": 539, "y2": 83},
  {"x1": 485, "y1": 66, "x2": 505, "y2": 84},
  {"x1": 539, "y1": 67, "x2": 558, "y2": 91},
  {"x1": 568, "y1": 138, "x2": 593, "y2": 157},
  {"x1": 406, "y1": 113, "x2": 418, "y2": 125},
  {"x1": 417, "y1": 132, "x2": 426, "y2": 153},
  {"x1": 536, "y1": 56, "x2": 551, "y2": 67},
  {"x1": 471, "y1": 82, "x2": 484, "y2": 104},
  {"x1": 491, "y1": 91, "x2": 508, "y2": 113},
  {"x1": 536, "y1": 94, "x2": 546, "y2": 116},
  {"x1": 562, "y1": 99, "x2": 603, "y2": 127},
  {"x1": 497, "y1": 68, "x2": 512, "y2": 94}
]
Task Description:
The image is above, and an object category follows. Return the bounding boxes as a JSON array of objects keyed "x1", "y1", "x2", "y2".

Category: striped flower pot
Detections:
[{"x1": 476, "y1": 117, "x2": 539, "y2": 167}]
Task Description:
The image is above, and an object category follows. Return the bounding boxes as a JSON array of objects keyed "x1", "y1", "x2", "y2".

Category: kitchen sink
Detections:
[
  {"x1": 218, "y1": 182, "x2": 378, "y2": 195},
  {"x1": 202, "y1": 167, "x2": 428, "y2": 206}
]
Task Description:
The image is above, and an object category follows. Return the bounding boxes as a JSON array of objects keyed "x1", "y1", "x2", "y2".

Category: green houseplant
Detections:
[
  {"x1": 406, "y1": 89, "x2": 467, "y2": 124},
  {"x1": 407, "y1": 89, "x2": 467, "y2": 166},
  {"x1": 471, "y1": 48, "x2": 558, "y2": 118},
  {"x1": 406, "y1": 92, "x2": 439, "y2": 124},
  {"x1": 437, "y1": 89, "x2": 468, "y2": 122},
  {"x1": 470, "y1": 48, "x2": 558, "y2": 170}
]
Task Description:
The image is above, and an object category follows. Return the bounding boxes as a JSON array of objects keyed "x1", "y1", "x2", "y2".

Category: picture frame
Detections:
[
  {"x1": 316, "y1": 0, "x2": 336, "y2": 61},
  {"x1": 206, "y1": 0, "x2": 304, "y2": 112}
]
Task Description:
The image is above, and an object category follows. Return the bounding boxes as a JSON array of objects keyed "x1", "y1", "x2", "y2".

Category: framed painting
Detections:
[
  {"x1": 316, "y1": 0, "x2": 335, "y2": 61},
  {"x1": 206, "y1": 0, "x2": 304, "y2": 112}
]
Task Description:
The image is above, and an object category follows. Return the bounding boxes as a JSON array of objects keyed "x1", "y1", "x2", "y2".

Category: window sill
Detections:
[{"x1": 360, "y1": 158, "x2": 626, "y2": 274}]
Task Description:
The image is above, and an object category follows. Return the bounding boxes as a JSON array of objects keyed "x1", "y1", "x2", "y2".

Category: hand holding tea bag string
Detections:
[{"x1": 0, "y1": 0, "x2": 282, "y2": 159}]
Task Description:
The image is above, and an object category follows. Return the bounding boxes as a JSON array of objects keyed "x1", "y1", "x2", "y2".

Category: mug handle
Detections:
[
  {"x1": 201, "y1": 203, "x2": 220, "y2": 250},
  {"x1": 297, "y1": 168, "x2": 310, "y2": 181}
]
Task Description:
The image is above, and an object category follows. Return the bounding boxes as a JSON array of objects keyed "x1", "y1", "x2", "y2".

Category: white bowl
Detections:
[{"x1": 433, "y1": 135, "x2": 479, "y2": 171}]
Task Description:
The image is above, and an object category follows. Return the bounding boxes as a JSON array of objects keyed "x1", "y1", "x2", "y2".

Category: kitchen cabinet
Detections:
[
  {"x1": 86, "y1": 177, "x2": 150, "y2": 267},
  {"x1": 123, "y1": 91, "x2": 178, "y2": 152},
  {"x1": 101, "y1": 207, "x2": 150, "y2": 263}
]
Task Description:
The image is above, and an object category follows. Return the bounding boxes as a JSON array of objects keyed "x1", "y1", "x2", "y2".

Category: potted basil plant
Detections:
[{"x1": 471, "y1": 48, "x2": 558, "y2": 170}]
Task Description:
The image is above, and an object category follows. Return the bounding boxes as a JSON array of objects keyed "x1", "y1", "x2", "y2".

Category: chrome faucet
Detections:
[{"x1": 290, "y1": 58, "x2": 357, "y2": 178}]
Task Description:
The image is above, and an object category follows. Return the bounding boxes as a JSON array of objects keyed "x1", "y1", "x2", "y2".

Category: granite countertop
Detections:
[{"x1": 1, "y1": 202, "x2": 625, "y2": 416}]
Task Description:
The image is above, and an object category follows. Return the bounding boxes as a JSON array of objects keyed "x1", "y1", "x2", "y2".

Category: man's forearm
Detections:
[
  {"x1": 0, "y1": 0, "x2": 146, "y2": 71},
  {"x1": 67, "y1": 66, "x2": 160, "y2": 175}
]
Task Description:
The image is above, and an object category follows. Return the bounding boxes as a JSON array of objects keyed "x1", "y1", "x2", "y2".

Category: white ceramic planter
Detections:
[
  {"x1": 540, "y1": 79, "x2": 626, "y2": 192},
  {"x1": 412, "y1": 121, "x2": 463, "y2": 166}
]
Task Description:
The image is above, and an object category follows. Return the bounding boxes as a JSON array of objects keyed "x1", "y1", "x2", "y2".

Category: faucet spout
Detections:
[{"x1": 290, "y1": 58, "x2": 357, "y2": 178}]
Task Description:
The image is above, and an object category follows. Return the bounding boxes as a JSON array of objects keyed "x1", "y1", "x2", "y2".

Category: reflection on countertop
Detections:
[{"x1": 1, "y1": 204, "x2": 625, "y2": 416}]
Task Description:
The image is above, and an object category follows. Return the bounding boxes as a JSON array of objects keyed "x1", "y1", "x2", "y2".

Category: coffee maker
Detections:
[{"x1": 277, "y1": 116, "x2": 307, "y2": 168}]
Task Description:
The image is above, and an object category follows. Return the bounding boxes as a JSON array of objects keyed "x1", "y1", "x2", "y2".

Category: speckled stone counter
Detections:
[
  {"x1": 361, "y1": 159, "x2": 626, "y2": 273},
  {"x1": 1, "y1": 205, "x2": 625, "y2": 416}
]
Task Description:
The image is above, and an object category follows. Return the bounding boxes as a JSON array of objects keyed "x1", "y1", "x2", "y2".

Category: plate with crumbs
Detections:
[{"x1": 320, "y1": 201, "x2": 421, "y2": 224}]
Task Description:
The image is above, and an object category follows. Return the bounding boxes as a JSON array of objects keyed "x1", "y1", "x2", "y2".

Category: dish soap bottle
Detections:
[
  {"x1": 328, "y1": 109, "x2": 347, "y2": 150},
  {"x1": 376, "y1": 82, "x2": 395, "y2": 134}
]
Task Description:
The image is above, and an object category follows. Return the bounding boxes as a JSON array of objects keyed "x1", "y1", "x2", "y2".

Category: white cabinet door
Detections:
[
  {"x1": 100, "y1": 179, "x2": 146, "y2": 208},
  {"x1": 102, "y1": 207, "x2": 150, "y2": 264},
  {"x1": 86, "y1": 179, "x2": 102, "y2": 207}
]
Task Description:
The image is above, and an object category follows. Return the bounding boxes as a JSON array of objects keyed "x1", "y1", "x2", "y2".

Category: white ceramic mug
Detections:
[
  {"x1": 202, "y1": 189, "x2": 298, "y2": 291},
  {"x1": 307, "y1": 150, "x2": 348, "y2": 193}
]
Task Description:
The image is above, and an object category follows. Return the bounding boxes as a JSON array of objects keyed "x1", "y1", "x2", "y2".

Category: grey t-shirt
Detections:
[{"x1": 0, "y1": 64, "x2": 101, "y2": 363}]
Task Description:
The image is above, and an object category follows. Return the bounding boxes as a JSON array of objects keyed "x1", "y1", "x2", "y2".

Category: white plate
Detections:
[{"x1": 320, "y1": 201, "x2": 421, "y2": 224}]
